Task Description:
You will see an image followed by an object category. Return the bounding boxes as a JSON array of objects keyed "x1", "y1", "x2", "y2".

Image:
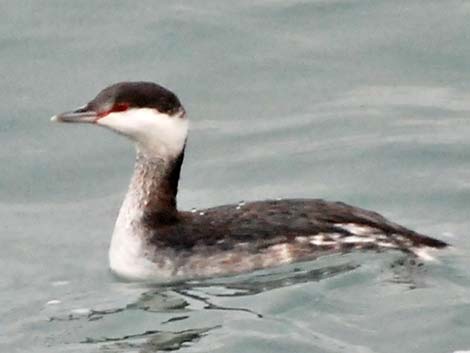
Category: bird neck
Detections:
[
  {"x1": 123, "y1": 147, "x2": 185, "y2": 227},
  {"x1": 109, "y1": 146, "x2": 185, "y2": 280}
]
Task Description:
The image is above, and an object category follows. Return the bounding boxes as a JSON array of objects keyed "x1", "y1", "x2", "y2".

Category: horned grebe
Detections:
[{"x1": 51, "y1": 81, "x2": 448, "y2": 281}]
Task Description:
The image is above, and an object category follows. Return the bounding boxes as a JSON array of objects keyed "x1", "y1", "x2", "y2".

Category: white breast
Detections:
[{"x1": 108, "y1": 190, "x2": 175, "y2": 282}]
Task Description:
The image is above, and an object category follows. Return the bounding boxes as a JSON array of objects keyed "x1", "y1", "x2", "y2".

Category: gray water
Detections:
[{"x1": 2, "y1": 1, "x2": 470, "y2": 352}]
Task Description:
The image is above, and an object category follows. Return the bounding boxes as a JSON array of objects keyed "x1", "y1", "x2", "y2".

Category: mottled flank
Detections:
[{"x1": 138, "y1": 199, "x2": 448, "y2": 279}]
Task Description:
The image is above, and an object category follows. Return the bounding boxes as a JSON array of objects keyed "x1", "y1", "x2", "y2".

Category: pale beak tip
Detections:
[{"x1": 50, "y1": 115, "x2": 59, "y2": 122}]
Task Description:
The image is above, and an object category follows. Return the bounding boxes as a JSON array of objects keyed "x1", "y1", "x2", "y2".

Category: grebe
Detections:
[{"x1": 51, "y1": 81, "x2": 448, "y2": 281}]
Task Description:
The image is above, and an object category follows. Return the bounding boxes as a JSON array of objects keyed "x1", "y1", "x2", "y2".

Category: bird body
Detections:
[{"x1": 52, "y1": 81, "x2": 448, "y2": 282}]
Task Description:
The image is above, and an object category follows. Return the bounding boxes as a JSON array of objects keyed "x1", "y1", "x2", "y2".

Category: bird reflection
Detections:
[{"x1": 50, "y1": 257, "x2": 424, "y2": 352}]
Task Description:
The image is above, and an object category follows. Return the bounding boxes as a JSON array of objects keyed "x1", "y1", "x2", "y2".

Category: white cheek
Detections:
[{"x1": 97, "y1": 108, "x2": 188, "y2": 158}]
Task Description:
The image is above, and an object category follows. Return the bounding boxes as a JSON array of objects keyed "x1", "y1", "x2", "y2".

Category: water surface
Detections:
[{"x1": 2, "y1": 1, "x2": 470, "y2": 352}]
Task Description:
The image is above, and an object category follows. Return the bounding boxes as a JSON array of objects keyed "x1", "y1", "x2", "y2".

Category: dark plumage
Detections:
[
  {"x1": 86, "y1": 81, "x2": 183, "y2": 116},
  {"x1": 147, "y1": 199, "x2": 447, "y2": 254}
]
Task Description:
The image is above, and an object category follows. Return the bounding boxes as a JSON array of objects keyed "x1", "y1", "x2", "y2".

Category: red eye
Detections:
[
  {"x1": 111, "y1": 103, "x2": 130, "y2": 113},
  {"x1": 97, "y1": 103, "x2": 130, "y2": 118}
]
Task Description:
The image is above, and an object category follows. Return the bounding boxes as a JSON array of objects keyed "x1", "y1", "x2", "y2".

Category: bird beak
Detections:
[{"x1": 51, "y1": 107, "x2": 98, "y2": 124}]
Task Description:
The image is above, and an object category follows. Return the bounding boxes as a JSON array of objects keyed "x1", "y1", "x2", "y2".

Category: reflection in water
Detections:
[
  {"x1": 170, "y1": 261, "x2": 361, "y2": 318},
  {"x1": 48, "y1": 257, "x2": 425, "y2": 352},
  {"x1": 84, "y1": 327, "x2": 217, "y2": 352},
  {"x1": 388, "y1": 255, "x2": 426, "y2": 289},
  {"x1": 201, "y1": 261, "x2": 361, "y2": 296},
  {"x1": 126, "y1": 291, "x2": 189, "y2": 312},
  {"x1": 50, "y1": 261, "x2": 360, "y2": 321},
  {"x1": 49, "y1": 291, "x2": 190, "y2": 322}
]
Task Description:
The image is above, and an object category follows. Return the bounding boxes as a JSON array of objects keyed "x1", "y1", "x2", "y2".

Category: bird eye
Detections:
[
  {"x1": 97, "y1": 103, "x2": 130, "y2": 118},
  {"x1": 111, "y1": 103, "x2": 130, "y2": 113}
]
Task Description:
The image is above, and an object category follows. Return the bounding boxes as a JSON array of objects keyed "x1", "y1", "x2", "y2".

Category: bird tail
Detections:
[{"x1": 406, "y1": 232, "x2": 448, "y2": 261}]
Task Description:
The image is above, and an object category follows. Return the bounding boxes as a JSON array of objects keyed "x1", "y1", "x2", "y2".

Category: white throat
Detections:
[{"x1": 97, "y1": 108, "x2": 188, "y2": 159}]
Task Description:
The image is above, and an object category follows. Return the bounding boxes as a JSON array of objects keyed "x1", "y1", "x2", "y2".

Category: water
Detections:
[{"x1": 2, "y1": 1, "x2": 470, "y2": 352}]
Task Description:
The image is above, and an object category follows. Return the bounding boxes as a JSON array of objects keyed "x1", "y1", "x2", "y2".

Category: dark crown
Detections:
[{"x1": 87, "y1": 81, "x2": 183, "y2": 115}]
